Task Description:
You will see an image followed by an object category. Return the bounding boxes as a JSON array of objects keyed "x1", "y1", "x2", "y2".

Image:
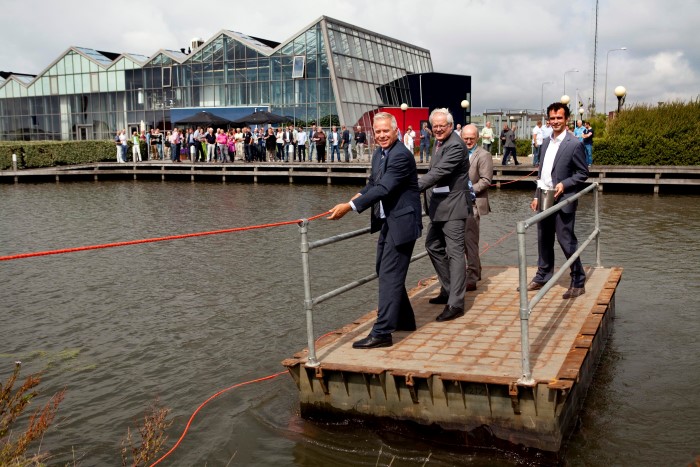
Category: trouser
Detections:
[
  {"x1": 343, "y1": 144, "x2": 350, "y2": 162},
  {"x1": 419, "y1": 143, "x2": 430, "y2": 162},
  {"x1": 297, "y1": 144, "x2": 306, "y2": 161},
  {"x1": 157, "y1": 143, "x2": 163, "y2": 160},
  {"x1": 425, "y1": 218, "x2": 467, "y2": 309},
  {"x1": 207, "y1": 143, "x2": 216, "y2": 161},
  {"x1": 330, "y1": 145, "x2": 340, "y2": 161},
  {"x1": 171, "y1": 143, "x2": 180, "y2": 162},
  {"x1": 132, "y1": 144, "x2": 141, "y2": 162},
  {"x1": 534, "y1": 209, "x2": 586, "y2": 288},
  {"x1": 276, "y1": 143, "x2": 284, "y2": 160},
  {"x1": 317, "y1": 145, "x2": 326, "y2": 162},
  {"x1": 244, "y1": 144, "x2": 252, "y2": 162},
  {"x1": 502, "y1": 147, "x2": 519, "y2": 165},
  {"x1": 218, "y1": 144, "x2": 229, "y2": 162},
  {"x1": 372, "y1": 222, "x2": 416, "y2": 337},
  {"x1": 465, "y1": 208, "x2": 482, "y2": 285},
  {"x1": 194, "y1": 142, "x2": 204, "y2": 161},
  {"x1": 483, "y1": 143, "x2": 492, "y2": 153},
  {"x1": 585, "y1": 145, "x2": 593, "y2": 165},
  {"x1": 356, "y1": 143, "x2": 366, "y2": 161},
  {"x1": 532, "y1": 145, "x2": 541, "y2": 166}
]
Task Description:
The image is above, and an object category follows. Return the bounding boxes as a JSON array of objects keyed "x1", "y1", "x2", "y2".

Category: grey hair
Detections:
[
  {"x1": 429, "y1": 108, "x2": 454, "y2": 126},
  {"x1": 373, "y1": 112, "x2": 398, "y2": 130},
  {"x1": 461, "y1": 124, "x2": 479, "y2": 136}
]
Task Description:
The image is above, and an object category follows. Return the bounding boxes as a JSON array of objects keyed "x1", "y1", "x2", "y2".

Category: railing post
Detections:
[
  {"x1": 299, "y1": 219, "x2": 319, "y2": 367},
  {"x1": 516, "y1": 220, "x2": 534, "y2": 385},
  {"x1": 594, "y1": 184, "x2": 602, "y2": 268},
  {"x1": 12, "y1": 153, "x2": 18, "y2": 171}
]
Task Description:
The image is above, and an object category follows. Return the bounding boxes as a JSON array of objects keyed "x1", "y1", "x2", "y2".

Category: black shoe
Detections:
[
  {"x1": 352, "y1": 334, "x2": 393, "y2": 349},
  {"x1": 436, "y1": 305, "x2": 464, "y2": 322},
  {"x1": 466, "y1": 283, "x2": 477, "y2": 292},
  {"x1": 428, "y1": 294, "x2": 449, "y2": 304}
]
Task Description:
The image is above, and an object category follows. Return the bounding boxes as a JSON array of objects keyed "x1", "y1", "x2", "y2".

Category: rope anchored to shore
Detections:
[{"x1": 0, "y1": 211, "x2": 330, "y2": 262}]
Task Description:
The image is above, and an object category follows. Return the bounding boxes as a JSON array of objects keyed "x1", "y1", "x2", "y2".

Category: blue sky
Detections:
[{"x1": 1, "y1": 0, "x2": 697, "y2": 114}]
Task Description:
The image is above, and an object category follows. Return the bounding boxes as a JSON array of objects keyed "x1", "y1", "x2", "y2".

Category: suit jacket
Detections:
[
  {"x1": 353, "y1": 140, "x2": 422, "y2": 246},
  {"x1": 418, "y1": 130, "x2": 471, "y2": 221},
  {"x1": 535, "y1": 131, "x2": 588, "y2": 214},
  {"x1": 469, "y1": 146, "x2": 493, "y2": 217}
]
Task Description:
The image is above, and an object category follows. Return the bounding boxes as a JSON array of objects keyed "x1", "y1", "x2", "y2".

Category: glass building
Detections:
[{"x1": 0, "y1": 16, "x2": 469, "y2": 141}]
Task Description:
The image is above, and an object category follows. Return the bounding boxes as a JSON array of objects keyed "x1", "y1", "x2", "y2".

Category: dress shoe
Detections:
[
  {"x1": 518, "y1": 281, "x2": 545, "y2": 292},
  {"x1": 352, "y1": 334, "x2": 393, "y2": 349},
  {"x1": 466, "y1": 283, "x2": 477, "y2": 291},
  {"x1": 563, "y1": 287, "x2": 585, "y2": 299},
  {"x1": 428, "y1": 294, "x2": 449, "y2": 304},
  {"x1": 436, "y1": 305, "x2": 465, "y2": 322}
]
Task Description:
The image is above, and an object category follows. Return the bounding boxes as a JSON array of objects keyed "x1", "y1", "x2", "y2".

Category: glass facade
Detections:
[{"x1": 0, "y1": 16, "x2": 434, "y2": 141}]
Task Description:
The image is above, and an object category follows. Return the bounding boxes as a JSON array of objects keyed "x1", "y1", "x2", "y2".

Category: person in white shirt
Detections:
[
  {"x1": 532, "y1": 121, "x2": 544, "y2": 166},
  {"x1": 480, "y1": 121, "x2": 495, "y2": 153},
  {"x1": 295, "y1": 126, "x2": 307, "y2": 162},
  {"x1": 403, "y1": 125, "x2": 416, "y2": 154}
]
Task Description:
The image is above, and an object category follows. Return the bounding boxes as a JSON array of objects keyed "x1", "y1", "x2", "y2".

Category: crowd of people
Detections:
[{"x1": 114, "y1": 115, "x2": 594, "y2": 169}]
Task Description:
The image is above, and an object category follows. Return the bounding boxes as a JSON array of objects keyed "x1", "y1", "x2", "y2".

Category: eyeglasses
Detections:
[
  {"x1": 463, "y1": 137, "x2": 477, "y2": 141},
  {"x1": 432, "y1": 124, "x2": 451, "y2": 131}
]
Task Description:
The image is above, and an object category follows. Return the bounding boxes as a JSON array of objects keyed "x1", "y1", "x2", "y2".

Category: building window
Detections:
[
  {"x1": 162, "y1": 67, "x2": 172, "y2": 87},
  {"x1": 292, "y1": 56, "x2": 305, "y2": 79}
]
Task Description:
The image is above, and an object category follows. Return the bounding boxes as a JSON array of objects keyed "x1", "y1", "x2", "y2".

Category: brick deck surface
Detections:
[{"x1": 310, "y1": 266, "x2": 615, "y2": 382}]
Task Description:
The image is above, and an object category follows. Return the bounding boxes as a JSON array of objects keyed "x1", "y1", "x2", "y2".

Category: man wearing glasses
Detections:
[
  {"x1": 461, "y1": 124, "x2": 493, "y2": 291},
  {"x1": 418, "y1": 108, "x2": 471, "y2": 322}
]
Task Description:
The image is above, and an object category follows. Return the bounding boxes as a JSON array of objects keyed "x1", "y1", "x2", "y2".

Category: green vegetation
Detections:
[
  {"x1": 594, "y1": 99, "x2": 700, "y2": 165},
  {"x1": 0, "y1": 140, "x2": 118, "y2": 170}
]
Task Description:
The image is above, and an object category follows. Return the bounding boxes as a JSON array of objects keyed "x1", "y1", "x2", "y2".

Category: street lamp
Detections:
[
  {"x1": 563, "y1": 69, "x2": 579, "y2": 102},
  {"x1": 578, "y1": 107, "x2": 585, "y2": 121},
  {"x1": 614, "y1": 86, "x2": 626, "y2": 113},
  {"x1": 461, "y1": 99, "x2": 470, "y2": 125},
  {"x1": 604, "y1": 47, "x2": 627, "y2": 115},
  {"x1": 400, "y1": 103, "x2": 408, "y2": 133},
  {"x1": 541, "y1": 81, "x2": 553, "y2": 122}
]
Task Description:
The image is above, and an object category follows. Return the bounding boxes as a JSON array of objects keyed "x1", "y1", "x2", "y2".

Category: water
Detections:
[{"x1": 1, "y1": 182, "x2": 699, "y2": 466}]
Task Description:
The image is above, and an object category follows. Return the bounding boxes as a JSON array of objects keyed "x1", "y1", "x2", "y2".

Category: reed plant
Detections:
[{"x1": 0, "y1": 362, "x2": 65, "y2": 466}]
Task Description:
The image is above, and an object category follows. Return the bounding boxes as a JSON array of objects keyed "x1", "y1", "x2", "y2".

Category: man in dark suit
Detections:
[
  {"x1": 526, "y1": 102, "x2": 589, "y2": 299},
  {"x1": 419, "y1": 108, "x2": 472, "y2": 322},
  {"x1": 328, "y1": 112, "x2": 423, "y2": 349},
  {"x1": 461, "y1": 124, "x2": 493, "y2": 291},
  {"x1": 341, "y1": 125, "x2": 351, "y2": 162}
]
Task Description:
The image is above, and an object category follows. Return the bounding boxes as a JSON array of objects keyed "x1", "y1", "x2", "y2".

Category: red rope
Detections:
[
  {"x1": 490, "y1": 169, "x2": 537, "y2": 187},
  {"x1": 149, "y1": 330, "x2": 337, "y2": 466},
  {"x1": 0, "y1": 211, "x2": 330, "y2": 262}
]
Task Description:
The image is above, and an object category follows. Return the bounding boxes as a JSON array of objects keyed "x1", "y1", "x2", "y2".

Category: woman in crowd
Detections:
[
  {"x1": 313, "y1": 127, "x2": 327, "y2": 163},
  {"x1": 275, "y1": 127, "x2": 284, "y2": 161},
  {"x1": 216, "y1": 128, "x2": 229, "y2": 162},
  {"x1": 265, "y1": 128, "x2": 277, "y2": 162}
]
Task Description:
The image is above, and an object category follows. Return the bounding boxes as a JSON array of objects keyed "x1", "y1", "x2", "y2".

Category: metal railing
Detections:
[
  {"x1": 516, "y1": 182, "x2": 601, "y2": 385},
  {"x1": 298, "y1": 219, "x2": 428, "y2": 367}
]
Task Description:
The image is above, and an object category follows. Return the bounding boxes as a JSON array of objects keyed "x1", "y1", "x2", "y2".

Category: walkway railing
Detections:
[
  {"x1": 516, "y1": 182, "x2": 601, "y2": 385},
  {"x1": 297, "y1": 219, "x2": 428, "y2": 367}
]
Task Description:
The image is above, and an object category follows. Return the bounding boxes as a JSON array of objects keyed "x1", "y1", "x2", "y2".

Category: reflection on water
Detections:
[{"x1": 1, "y1": 182, "x2": 699, "y2": 465}]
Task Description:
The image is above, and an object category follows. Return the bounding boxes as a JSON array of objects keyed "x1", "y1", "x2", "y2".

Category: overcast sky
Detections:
[{"x1": 2, "y1": 0, "x2": 697, "y2": 115}]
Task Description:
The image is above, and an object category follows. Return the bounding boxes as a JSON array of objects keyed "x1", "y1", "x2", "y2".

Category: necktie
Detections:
[{"x1": 373, "y1": 150, "x2": 387, "y2": 219}]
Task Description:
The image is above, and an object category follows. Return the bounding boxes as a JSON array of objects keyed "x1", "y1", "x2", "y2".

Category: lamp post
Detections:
[
  {"x1": 578, "y1": 106, "x2": 585, "y2": 122},
  {"x1": 604, "y1": 47, "x2": 627, "y2": 116},
  {"x1": 461, "y1": 99, "x2": 470, "y2": 125},
  {"x1": 563, "y1": 69, "x2": 579, "y2": 113},
  {"x1": 541, "y1": 81, "x2": 553, "y2": 123},
  {"x1": 614, "y1": 86, "x2": 626, "y2": 113},
  {"x1": 400, "y1": 103, "x2": 408, "y2": 134}
]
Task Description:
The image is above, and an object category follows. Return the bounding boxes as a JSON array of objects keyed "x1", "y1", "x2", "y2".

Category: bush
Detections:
[
  {"x1": 594, "y1": 98, "x2": 700, "y2": 165},
  {"x1": 0, "y1": 140, "x2": 118, "y2": 170}
]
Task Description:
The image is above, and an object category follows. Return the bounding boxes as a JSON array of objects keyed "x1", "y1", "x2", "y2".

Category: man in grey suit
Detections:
[
  {"x1": 525, "y1": 102, "x2": 589, "y2": 299},
  {"x1": 461, "y1": 124, "x2": 493, "y2": 291},
  {"x1": 328, "y1": 112, "x2": 423, "y2": 348},
  {"x1": 418, "y1": 108, "x2": 472, "y2": 322}
]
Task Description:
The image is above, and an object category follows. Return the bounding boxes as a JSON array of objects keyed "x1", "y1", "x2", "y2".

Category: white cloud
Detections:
[{"x1": 0, "y1": 0, "x2": 698, "y2": 112}]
